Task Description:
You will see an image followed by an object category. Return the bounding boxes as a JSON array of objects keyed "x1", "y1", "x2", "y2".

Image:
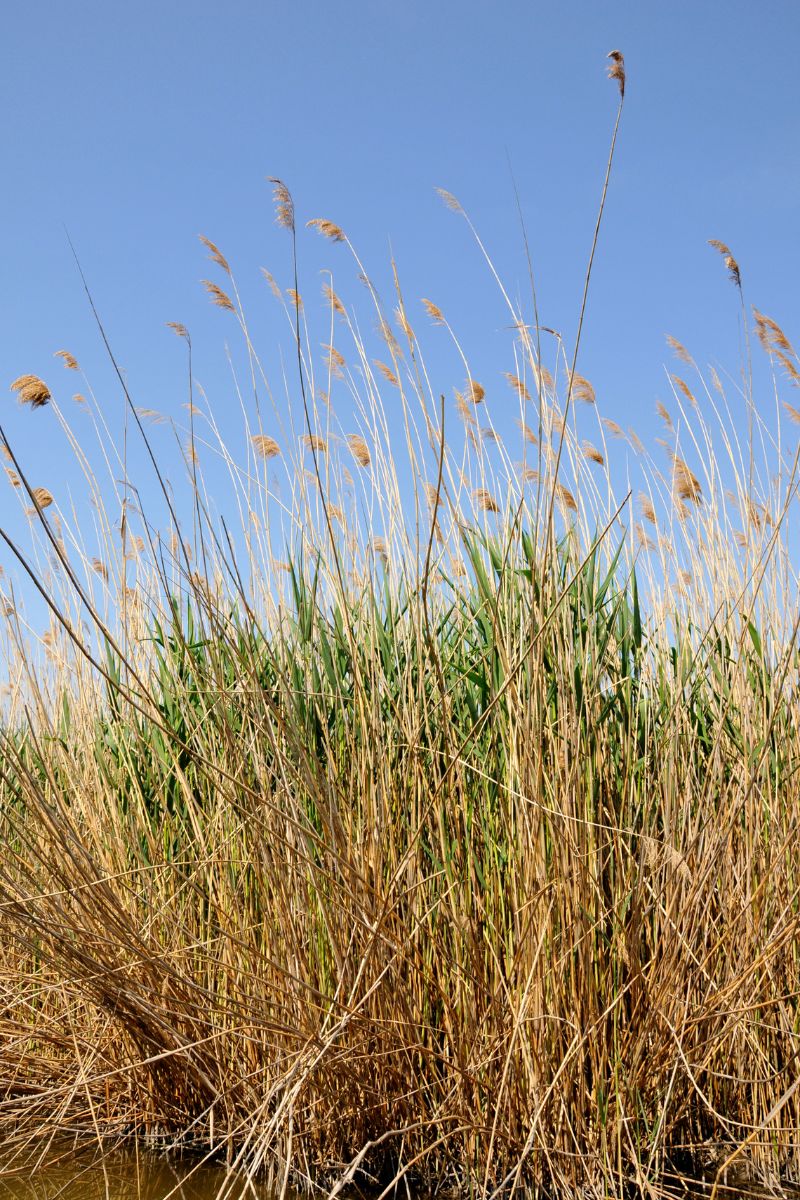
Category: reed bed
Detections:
[{"x1": 2, "y1": 56, "x2": 800, "y2": 1199}]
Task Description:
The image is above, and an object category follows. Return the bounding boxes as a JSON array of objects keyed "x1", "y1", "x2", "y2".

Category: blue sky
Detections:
[{"x1": 2, "y1": 1, "x2": 799, "y2": 634}]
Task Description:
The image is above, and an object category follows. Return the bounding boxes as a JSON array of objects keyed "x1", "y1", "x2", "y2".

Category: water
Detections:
[{"x1": 0, "y1": 1148, "x2": 279, "y2": 1200}]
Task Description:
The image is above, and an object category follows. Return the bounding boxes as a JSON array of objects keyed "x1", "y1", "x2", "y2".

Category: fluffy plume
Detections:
[
  {"x1": 422, "y1": 298, "x2": 445, "y2": 324},
  {"x1": 307, "y1": 218, "x2": 346, "y2": 242},
  {"x1": 54, "y1": 350, "x2": 79, "y2": 371},
  {"x1": 708, "y1": 239, "x2": 741, "y2": 289},
  {"x1": 555, "y1": 483, "x2": 578, "y2": 513},
  {"x1": 261, "y1": 269, "x2": 283, "y2": 300},
  {"x1": 395, "y1": 305, "x2": 414, "y2": 345},
  {"x1": 753, "y1": 309, "x2": 795, "y2": 356},
  {"x1": 347, "y1": 434, "x2": 371, "y2": 468},
  {"x1": 135, "y1": 408, "x2": 165, "y2": 424},
  {"x1": 672, "y1": 456, "x2": 702, "y2": 504},
  {"x1": 374, "y1": 360, "x2": 399, "y2": 387},
  {"x1": 582, "y1": 440, "x2": 604, "y2": 466},
  {"x1": 436, "y1": 187, "x2": 463, "y2": 213},
  {"x1": 666, "y1": 334, "x2": 693, "y2": 365},
  {"x1": 166, "y1": 321, "x2": 189, "y2": 340},
  {"x1": 474, "y1": 488, "x2": 499, "y2": 513},
  {"x1": 322, "y1": 282, "x2": 346, "y2": 315},
  {"x1": 286, "y1": 288, "x2": 303, "y2": 311},
  {"x1": 268, "y1": 178, "x2": 295, "y2": 232},
  {"x1": 638, "y1": 492, "x2": 657, "y2": 524},
  {"x1": 602, "y1": 417, "x2": 625, "y2": 439},
  {"x1": 570, "y1": 371, "x2": 596, "y2": 404},
  {"x1": 607, "y1": 50, "x2": 625, "y2": 98},
  {"x1": 505, "y1": 372, "x2": 531, "y2": 402},
  {"x1": 251, "y1": 435, "x2": 281, "y2": 459},
  {"x1": 671, "y1": 375, "x2": 698, "y2": 409},
  {"x1": 198, "y1": 235, "x2": 231, "y2": 275},
  {"x1": 5, "y1": 469, "x2": 20, "y2": 488},
  {"x1": 323, "y1": 344, "x2": 346, "y2": 377},
  {"x1": 202, "y1": 280, "x2": 235, "y2": 312},
  {"x1": 628, "y1": 428, "x2": 645, "y2": 453},
  {"x1": 456, "y1": 393, "x2": 477, "y2": 426},
  {"x1": 635, "y1": 523, "x2": 656, "y2": 552},
  {"x1": 467, "y1": 378, "x2": 485, "y2": 403},
  {"x1": 656, "y1": 401, "x2": 673, "y2": 430},
  {"x1": 301, "y1": 434, "x2": 327, "y2": 453},
  {"x1": 517, "y1": 420, "x2": 538, "y2": 445},
  {"x1": 11, "y1": 375, "x2": 50, "y2": 409},
  {"x1": 28, "y1": 487, "x2": 54, "y2": 512}
]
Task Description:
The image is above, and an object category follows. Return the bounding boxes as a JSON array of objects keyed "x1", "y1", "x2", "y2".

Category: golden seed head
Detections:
[
  {"x1": 374, "y1": 360, "x2": 399, "y2": 387},
  {"x1": 474, "y1": 488, "x2": 499, "y2": 513},
  {"x1": 29, "y1": 487, "x2": 54, "y2": 511},
  {"x1": 582, "y1": 440, "x2": 604, "y2": 466},
  {"x1": 201, "y1": 279, "x2": 235, "y2": 311},
  {"x1": 347, "y1": 434, "x2": 371, "y2": 468},
  {"x1": 638, "y1": 492, "x2": 657, "y2": 524},
  {"x1": 54, "y1": 350, "x2": 79, "y2": 371},
  {"x1": 436, "y1": 187, "x2": 463, "y2": 213},
  {"x1": 10, "y1": 374, "x2": 50, "y2": 409},
  {"x1": 607, "y1": 49, "x2": 626, "y2": 97},
  {"x1": 670, "y1": 375, "x2": 698, "y2": 409},
  {"x1": 268, "y1": 178, "x2": 295, "y2": 232},
  {"x1": 322, "y1": 281, "x2": 346, "y2": 315},
  {"x1": 322, "y1": 343, "x2": 346, "y2": 377},
  {"x1": 307, "y1": 217, "x2": 346, "y2": 242},
  {"x1": 665, "y1": 334, "x2": 693, "y2": 365},
  {"x1": 301, "y1": 434, "x2": 326, "y2": 453},
  {"x1": 286, "y1": 288, "x2": 303, "y2": 311},
  {"x1": 672, "y1": 456, "x2": 702, "y2": 504},
  {"x1": 251, "y1": 434, "x2": 281, "y2": 459},
  {"x1": 422, "y1": 298, "x2": 445, "y2": 324},
  {"x1": 467, "y1": 378, "x2": 485, "y2": 403},
  {"x1": 570, "y1": 371, "x2": 596, "y2": 404},
  {"x1": 261, "y1": 269, "x2": 283, "y2": 300},
  {"x1": 656, "y1": 401, "x2": 673, "y2": 430},
  {"x1": 198, "y1": 234, "x2": 231, "y2": 275},
  {"x1": 708, "y1": 239, "x2": 741, "y2": 288},
  {"x1": 555, "y1": 483, "x2": 577, "y2": 513},
  {"x1": 505, "y1": 372, "x2": 531, "y2": 402},
  {"x1": 166, "y1": 321, "x2": 190, "y2": 340},
  {"x1": 517, "y1": 419, "x2": 538, "y2": 445},
  {"x1": 635, "y1": 523, "x2": 655, "y2": 552}
]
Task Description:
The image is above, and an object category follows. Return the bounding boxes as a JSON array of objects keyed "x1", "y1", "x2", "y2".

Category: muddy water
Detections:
[{"x1": 0, "y1": 1149, "x2": 279, "y2": 1200}]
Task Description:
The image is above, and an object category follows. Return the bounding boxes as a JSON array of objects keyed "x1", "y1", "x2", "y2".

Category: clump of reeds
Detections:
[{"x1": 2, "y1": 52, "x2": 800, "y2": 1200}]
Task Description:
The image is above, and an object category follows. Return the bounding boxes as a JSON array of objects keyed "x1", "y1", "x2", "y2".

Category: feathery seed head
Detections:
[
  {"x1": 11, "y1": 375, "x2": 50, "y2": 409},
  {"x1": 307, "y1": 218, "x2": 346, "y2": 242},
  {"x1": 268, "y1": 178, "x2": 295, "y2": 232},
  {"x1": 251, "y1": 434, "x2": 281, "y2": 459},
  {"x1": 198, "y1": 235, "x2": 231, "y2": 275},
  {"x1": 607, "y1": 50, "x2": 626, "y2": 97},
  {"x1": 347, "y1": 434, "x2": 371, "y2": 468},
  {"x1": 54, "y1": 350, "x2": 79, "y2": 371},
  {"x1": 202, "y1": 279, "x2": 235, "y2": 312},
  {"x1": 708, "y1": 239, "x2": 741, "y2": 289}
]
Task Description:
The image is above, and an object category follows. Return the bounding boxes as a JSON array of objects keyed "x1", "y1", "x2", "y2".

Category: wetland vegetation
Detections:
[{"x1": 3, "y1": 53, "x2": 800, "y2": 1199}]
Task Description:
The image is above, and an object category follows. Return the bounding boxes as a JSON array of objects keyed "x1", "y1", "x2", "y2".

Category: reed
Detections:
[{"x1": 2, "y1": 53, "x2": 800, "y2": 1199}]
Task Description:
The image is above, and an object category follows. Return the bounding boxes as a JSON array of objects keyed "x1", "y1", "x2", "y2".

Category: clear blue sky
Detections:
[{"x1": 2, "y1": 1, "x2": 799, "y2": 631}]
